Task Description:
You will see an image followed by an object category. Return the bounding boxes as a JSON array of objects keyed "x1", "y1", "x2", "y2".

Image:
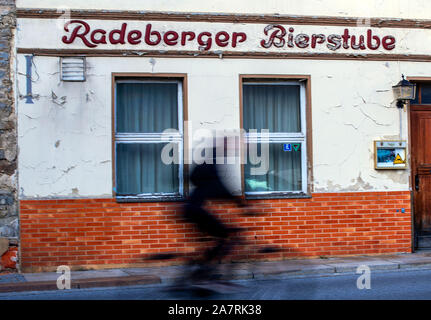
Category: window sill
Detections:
[
  {"x1": 116, "y1": 196, "x2": 185, "y2": 203},
  {"x1": 245, "y1": 193, "x2": 311, "y2": 200},
  {"x1": 116, "y1": 193, "x2": 312, "y2": 202}
]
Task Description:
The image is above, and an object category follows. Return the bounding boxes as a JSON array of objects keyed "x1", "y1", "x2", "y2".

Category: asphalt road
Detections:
[{"x1": 2, "y1": 268, "x2": 431, "y2": 300}]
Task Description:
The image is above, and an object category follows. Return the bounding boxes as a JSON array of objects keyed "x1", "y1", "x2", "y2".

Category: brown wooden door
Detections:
[{"x1": 411, "y1": 108, "x2": 431, "y2": 246}]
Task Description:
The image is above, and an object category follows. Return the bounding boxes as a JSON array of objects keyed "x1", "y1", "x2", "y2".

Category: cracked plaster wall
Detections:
[
  {"x1": 17, "y1": 55, "x2": 112, "y2": 198},
  {"x1": 17, "y1": 54, "x2": 426, "y2": 197}
]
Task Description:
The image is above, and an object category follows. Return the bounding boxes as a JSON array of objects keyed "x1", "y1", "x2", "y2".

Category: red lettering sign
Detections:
[
  {"x1": 61, "y1": 20, "x2": 396, "y2": 52},
  {"x1": 260, "y1": 26, "x2": 396, "y2": 51}
]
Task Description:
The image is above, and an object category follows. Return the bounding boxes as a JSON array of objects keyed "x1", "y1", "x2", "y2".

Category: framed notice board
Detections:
[{"x1": 374, "y1": 140, "x2": 407, "y2": 170}]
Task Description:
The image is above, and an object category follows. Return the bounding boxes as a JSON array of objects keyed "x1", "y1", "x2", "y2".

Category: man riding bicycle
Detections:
[{"x1": 183, "y1": 143, "x2": 248, "y2": 282}]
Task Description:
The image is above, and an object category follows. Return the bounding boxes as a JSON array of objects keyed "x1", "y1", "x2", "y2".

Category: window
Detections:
[
  {"x1": 114, "y1": 78, "x2": 184, "y2": 200},
  {"x1": 242, "y1": 79, "x2": 308, "y2": 196},
  {"x1": 411, "y1": 82, "x2": 431, "y2": 105}
]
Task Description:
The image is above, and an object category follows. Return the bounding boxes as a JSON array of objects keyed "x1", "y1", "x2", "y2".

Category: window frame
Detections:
[
  {"x1": 240, "y1": 75, "x2": 312, "y2": 199},
  {"x1": 112, "y1": 73, "x2": 188, "y2": 202},
  {"x1": 411, "y1": 81, "x2": 431, "y2": 106}
]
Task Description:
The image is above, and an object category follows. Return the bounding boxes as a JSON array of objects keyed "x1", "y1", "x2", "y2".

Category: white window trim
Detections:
[
  {"x1": 114, "y1": 80, "x2": 184, "y2": 199},
  {"x1": 243, "y1": 81, "x2": 308, "y2": 195}
]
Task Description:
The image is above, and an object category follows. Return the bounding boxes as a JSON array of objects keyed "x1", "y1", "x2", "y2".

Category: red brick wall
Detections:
[{"x1": 19, "y1": 191, "x2": 412, "y2": 272}]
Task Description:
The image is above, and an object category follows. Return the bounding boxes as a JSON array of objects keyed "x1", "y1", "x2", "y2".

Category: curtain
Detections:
[
  {"x1": 116, "y1": 143, "x2": 179, "y2": 195},
  {"x1": 116, "y1": 82, "x2": 179, "y2": 195},
  {"x1": 245, "y1": 143, "x2": 302, "y2": 192},
  {"x1": 116, "y1": 82, "x2": 178, "y2": 133},
  {"x1": 243, "y1": 84, "x2": 301, "y2": 132},
  {"x1": 243, "y1": 84, "x2": 302, "y2": 192}
]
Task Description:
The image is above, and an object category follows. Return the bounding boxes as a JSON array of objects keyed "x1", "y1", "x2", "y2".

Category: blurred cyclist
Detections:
[{"x1": 183, "y1": 140, "x2": 248, "y2": 282}]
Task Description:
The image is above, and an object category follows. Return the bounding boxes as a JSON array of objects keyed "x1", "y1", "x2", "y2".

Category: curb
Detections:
[
  {"x1": 0, "y1": 275, "x2": 161, "y2": 293},
  {"x1": 399, "y1": 262, "x2": 431, "y2": 269}
]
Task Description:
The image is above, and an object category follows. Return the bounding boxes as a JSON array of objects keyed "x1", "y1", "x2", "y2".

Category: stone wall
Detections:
[{"x1": 0, "y1": 0, "x2": 17, "y2": 247}]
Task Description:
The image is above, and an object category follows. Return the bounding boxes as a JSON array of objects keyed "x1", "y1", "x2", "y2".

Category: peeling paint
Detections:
[
  {"x1": 377, "y1": 170, "x2": 408, "y2": 185},
  {"x1": 149, "y1": 57, "x2": 156, "y2": 72},
  {"x1": 315, "y1": 173, "x2": 374, "y2": 192},
  {"x1": 62, "y1": 166, "x2": 76, "y2": 174},
  {"x1": 352, "y1": 174, "x2": 373, "y2": 190},
  {"x1": 51, "y1": 91, "x2": 67, "y2": 106}
]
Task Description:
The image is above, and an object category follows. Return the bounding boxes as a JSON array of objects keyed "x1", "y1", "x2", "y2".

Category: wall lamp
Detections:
[{"x1": 392, "y1": 75, "x2": 416, "y2": 109}]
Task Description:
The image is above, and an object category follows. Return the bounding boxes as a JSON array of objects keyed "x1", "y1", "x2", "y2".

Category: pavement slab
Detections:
[
  {"x1": 0, "y1": 275, "x2": 161, "y2": 293},
  {"x1": 23, "y1": 269, "x2": 130, "y2": 282},
  {"x1": 399, "y1": 261, "x2": 431, "y2": 269},
  {"x1": 253, "y1": 265, "x2": 335, "y2": 280},
  {"x1": 0, "y1": 273, "x2": 25, "y2": 283},
  {"x1": 324, "y1": 260, "x2": 399, "y2": 273},
  {"x1": 374, "y1": 254, "x2": 431, "y2": 269}
]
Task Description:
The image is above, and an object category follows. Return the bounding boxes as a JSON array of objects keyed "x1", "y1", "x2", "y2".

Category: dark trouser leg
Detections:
[{"x1": 183, "y1": 204, "x2": 231, "y2": 280}]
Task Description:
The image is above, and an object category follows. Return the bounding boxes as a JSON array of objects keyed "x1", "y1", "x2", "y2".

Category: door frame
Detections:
[{"x1": 407, "y1": 76, "x2": 431, "y2": 251}]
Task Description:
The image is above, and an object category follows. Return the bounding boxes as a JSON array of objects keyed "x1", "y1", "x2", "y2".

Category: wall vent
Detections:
[{"x1": 60, "y1": 57, "x2": 86, "y2": 82}]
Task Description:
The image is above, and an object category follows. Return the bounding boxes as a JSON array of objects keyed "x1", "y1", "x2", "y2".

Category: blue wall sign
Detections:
[{"x1": 283, "y1": 144, "x2": 292, "y2": 151}]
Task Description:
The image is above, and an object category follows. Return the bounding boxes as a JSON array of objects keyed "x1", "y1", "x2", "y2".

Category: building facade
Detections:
[{"x1": 16, "y1": 0, "x2": 431, "y2": 272}]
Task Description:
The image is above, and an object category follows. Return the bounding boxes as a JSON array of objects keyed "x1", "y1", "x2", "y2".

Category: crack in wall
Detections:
[{"x1": 357, "y1": 106, "x2": 393, "y2": 127}]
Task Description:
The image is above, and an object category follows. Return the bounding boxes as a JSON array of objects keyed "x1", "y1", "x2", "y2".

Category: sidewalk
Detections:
[{"x1": 2, "y1": 252, "x2": 431, "y2": 293}]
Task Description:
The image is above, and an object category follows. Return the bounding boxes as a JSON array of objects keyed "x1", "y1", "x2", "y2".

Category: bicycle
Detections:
[{"x1": 145, "y1": 205, "x2": 284, "y2": 297}]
